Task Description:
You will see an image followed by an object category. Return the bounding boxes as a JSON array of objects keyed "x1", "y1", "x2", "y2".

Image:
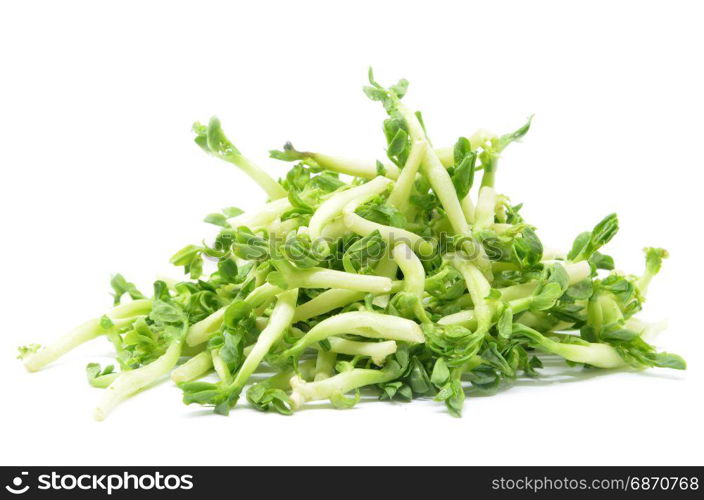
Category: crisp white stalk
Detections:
[
  {"x1": 438, "y1": 261, "x2": 591, "y2": 326},
  {"x1": 387, "y1": 140, "x2": 426, "y2": 211},
  {"x1": 450, "y1": 257, "x2": 492, "y2": 333},
  {"x1": 314, "y1": 350, "x2": 337, "y2": 381},
  {"x1": 325, "y1": 338, "x2": 397, "y2": 366},
  {"x1": 343, "y1": 192, "x2": 434, "y2": 256},
  {"x1": 228, "y1": 198, "x2": 292, "y2": 228},
  {"x1": 293, "y1": 289, "x2": 366, "y2": 323},
  {"x1": 94, "y1": 340, "x2": 182, "y2": 421},
  {"x1": 343, "y1": 209, "x2": 434, "y2": 257},
  {"x1": 228, "y1": 154, "x2": 287, "y2": 200},
  {"x1": 536, "y1": 336, "x2": 627, "y2": 369},
  {"x1": 461, "y1": 195, "x2": 476, "y2": 224},
  {"x1": 434, "y1": 129, "x2": 496, "y2": 167},
  {"x1": 280, "y1": 312, "x2": 423, "y2": 359},
  {"x1": 625, "y1": 318, "x2": 669, "y2": 341},
  {"x1": 371, "y1": 252, "x2": 398, "y2": 308},
  {"x1": 474, "y1": 186, "x2": 497, "y2": 229},
  {"x1": 438, "y1": 309, "x2": 475, "y2": 326},
  {"x1": 229, "y1": 289, "x2": 298, "y2": 391},
  {"x1": 392, "y1": 243, "x2": 425, "y2": 299},
  {"x1": 303, "y1": 139, "x2": 485, "y2": 179},
  {"x1": 396, "y1": 101, "x2": 469, "y2": 235},
  {"x1": 23, "y1": 300, "x2": 152, "y2": 372},
  {"x1": 267, "y1": 217, "x2": 301, "y2": 236},
  {"x1": 319, "y1": 217, "x2": 348, "y2": 239},
  {"x1": 279, "y1": 264, "x2": 392, "y2": 294},
  {"x1": 308, "y1": 152, "x2": 400, "y2": 180},
  {"x1": 185, "y1": 283, "x2": 281, "y2": 346},
  {"x1": 211, "y1": 349, "x2": 232, "y2": 383},
  {"x1": 171, "y1": 351, "x2": 213, "y2": 383},
  {"x1": 542, "y1": 248, "x2": 567, "y2": 260},
  {"x1": 255, "y1": 316, "x2": 269, "y2": 331},
  {"x1": 308, "y1": 176, "x2": 391, "y2": 239},
  {"x1": 289, "y1": 368, "x2": 395, "y2": 409},
  {"x1": 186, "y1": 309, "x2": 225, "y2": 347}
]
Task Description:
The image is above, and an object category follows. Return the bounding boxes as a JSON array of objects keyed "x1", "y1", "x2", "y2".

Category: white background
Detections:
[{"x1": 1, "y1": 1, "x2": 702, "y2": 466}]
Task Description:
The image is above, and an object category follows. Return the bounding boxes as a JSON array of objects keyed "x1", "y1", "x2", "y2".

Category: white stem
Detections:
[
  {"x1": 171, "y1": 351, "x2": 213, "y2": 384},
  {"x1": 438, "y1": 261, "x2": 592, "y2": 326},
  {"x1": 451, "y1": 258, "x2": 492, "y2": 333},
  {"x1": 474, "y1": 186, "x2": 497, "y2": 229},
  {"x1": 284, "y1": 312, "x2": 424, "y2": 358},
  {"x1": 228, "y1": 198, "x2": 292, "y2": 228},
  {"x1": 397, "y1": 101, "x2": 469, "y2": 235},
  {"x1": 211, "y1": 349, "x2": 232, "y2": 383},
  {"x1": 312, "y1": 152, "x2": 400, "y2": 180},
  {"x1": 289, "y1": 368, "x2": 394, "y2": 409},
  {"x1": 286, "y1": 267, "x2": 392, "y2": 294},
  {"x1": 387, "y1": 140, "x2": 426, "y2": 211},
  {"x1": 343, "y1": 198, "x2": 434, "y2": 256},
  {"x1": 326, "y1": 338, "x2": 397, "y2": 366},
  {"x1": 185, "y1": 283, "x2": 281, "y2": 347},
  {"x1": 24, "y1": 299, "x2": 151, "y2": 372},
  {"x1": 293, "y1": 289, "x2": 366, "y2": 323},
  {"x1": 461, "y1": 195, "x2": 475, "y2": 224},
  {"x1": 230, "y1": 289, "x2": 298, "y2": 390},
  {"x1": 230, "y1": 154, "x2": 287, "y2": 200},
  {"x1": 309, "y1": 176, "x2": 391, "y2": 240},
  {"x1": 314, "y1": 350, "x2": 337, "y2": 381},
  {"x1": 94, "y1": 340, "x2": 182, "y2": 421},
  {"x1": 392, "y1": 243, "x2": 425, "y2": 298}
]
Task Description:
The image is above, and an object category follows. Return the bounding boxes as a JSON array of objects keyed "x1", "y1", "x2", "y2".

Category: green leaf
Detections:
[
  {"x1": 497, "y1": 305, "x2": 513, "y2": 339},
  {"x1": 453, "y1": 137, "x2": 472, "y2": 166},
  {"x1": 203, "y1": 213, "x2": 230, "y2": 227},
  {"x1": 431, "y1": 358, "x2": 450, "y2": 386},
  {"x1": 644, "y1": 247, "x2": 668, "y2": 275},
  {"x1": 451, "y1": 150, "x2": 476, "y2": 199},
  {"x1": 110, "y1": 274, "x2": 145, "y2": 306},
  {"x1": 497, "y1": 115, "x2": 533, "y2": 151},
  {"x1": 17, "y1": 344, "x2": 41, "y2": 360},
  {"x1": 341, "y1": 230, "x2": 387, "y2": 275},
  {"x1": 99, "y1": 315, "x2": 114, "y2": 330},
  {"x1": 648, "y1": 352, "x2": 686, "y2": 370},
  {"x1": 222, "y1": 206, "x2": 244, "y2": 218},
  {"x1": 569, "y1": 214, "x2": 619, "y2": 262},
  {"x1": 269, "y1": 142, "x2": 308, "y2": 162}
]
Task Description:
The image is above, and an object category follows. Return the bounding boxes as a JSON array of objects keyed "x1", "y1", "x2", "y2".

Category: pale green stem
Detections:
[
  {"x1": 171, "y1": 351, "x2": 213, "y2": 383},
  {"x1": 228, "y1": 289, "x2": 298, "y2": 394},
  {"x1": 289, "y1": 368, "x2": 396, "y2": 409},
  {"x1": 308, "y1": 176, "x2": 391, "y2": 240},
  {"x1": 474, "y1": 186, "x2": 497, "y2": 229},
  {"x1": 396, "y1": 101, "x2": 469, "y2": 235},
  {"x1": 185, "y1": 283, "x2": 281, "y2": 346},
  {"x1": 211, "y1": 349, "x2": 232, "y2": 384},
  {"x1": 228, "y1": 198, "x2": 292, "y2": 229},
  {"x1": 280, "y1": 311, "x2": 424, "y2": 360},
  {"x1": 293, "y1": 289, "x2": 366, "y2": 323},
  {"x1": 24, "y1": 299, "x2": 152, "y2": 372},
  {"x1": 277, "y1": 262, "x2": 392, "y2": 294},
  {"x1": 387, "y1": 140, "x2": 426, "y2": 212},
  {"x1": 325, "y1": 338, "x2": 397, "y2": 366},
  {"x1": 310, "y1": 152, "x2": 400, "y2": 180},
  {"x1": 314, "y1": 350, "x2": 337, "y2": 381},
  {"x1": 228, "y1": 154, "x2": 287, "y2": 200},
  {"x1": 343, "y1": 196, "x2": 434, "y2": 256},
  {"x1": 94, "y1": 340, "x2": 182, "y2": 421}
]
